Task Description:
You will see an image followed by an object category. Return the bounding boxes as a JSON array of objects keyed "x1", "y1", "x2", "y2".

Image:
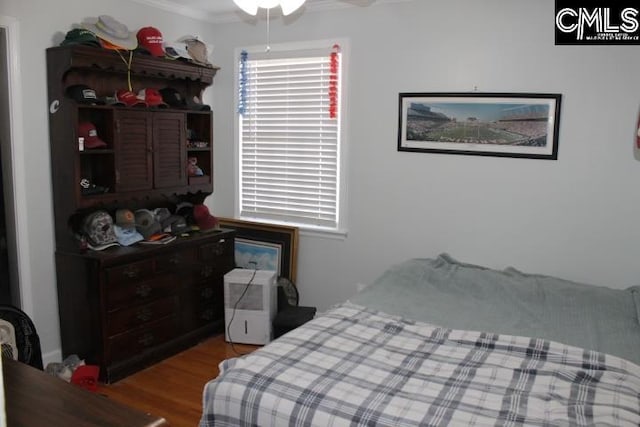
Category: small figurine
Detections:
[{"x1": 186, "y1": 157, "x2": 204, "y2": 177}]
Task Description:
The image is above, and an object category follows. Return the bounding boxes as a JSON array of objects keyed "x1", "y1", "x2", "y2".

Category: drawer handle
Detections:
[
  {"x1": 169, "y1": 256, "x2": 181, "y2": 265},
  {"x1": 200, "y1": 265, "x2": 213, "y2": 278},
  {"x1": 123, "y1": 266, "x2": 140, "y2": 279},
  {"x1": 200, "y1": 308, "x2": 214, "y2": 321},
  {"x1": 138, "y1": 333, "x2": 154, "y2": 347},
  {"x1": 135, "y1": 284, "x2": 151, "y2": 298},
  {"x1": 201, "y1": 287, "x2": 214, "y2": 298},
  {"x1": 205, "y1": 241, "x2": 225, "y2": 257},
  {"x1": 136, "y1": 307, "x2": 153, "y2": 322},
  {"x1": 215, "y1": 243, "x2": 225, "y2": 256}
]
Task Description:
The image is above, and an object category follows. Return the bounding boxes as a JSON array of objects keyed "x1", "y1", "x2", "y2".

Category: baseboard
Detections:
[{"x1": 42, "y1": 348, "x2": 62, "y2": 368}]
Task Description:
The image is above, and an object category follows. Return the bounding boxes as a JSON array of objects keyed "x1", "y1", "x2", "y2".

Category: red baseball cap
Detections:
[
  {"x1": 138, "y1": 88, "x2": 168, "y2": 108},
  {"x1": 70, "y1": 365, "x2": 100, "y2": 392},
  {"x1": 78, "y1": 122, "x2": 107, "y2": 149},
  {"x1": 137, "y1": 27, "x2": 164, "y2": 57},
  {"x1": 193, "y1": 204, "x2": 218, "y2": 231},
  {"x1": 115, "y1": 89, "x2": 147, "y2": 107}
]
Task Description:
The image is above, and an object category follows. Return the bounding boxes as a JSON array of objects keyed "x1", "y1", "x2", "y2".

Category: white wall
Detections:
[
  {"x1": 208, "y1": 0, "x2": 640, "y2": 311},
  {"x1": 3, "y1": 0, "x2": 640, "y2": 362}
]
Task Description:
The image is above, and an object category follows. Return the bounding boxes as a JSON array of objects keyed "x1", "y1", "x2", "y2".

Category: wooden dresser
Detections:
[
  {"x1": 55, "y1": 230, "x2": 234, "y2": 383},
  {"x1": 46, "y1": 45, "x2": 233, "y2": 382}
]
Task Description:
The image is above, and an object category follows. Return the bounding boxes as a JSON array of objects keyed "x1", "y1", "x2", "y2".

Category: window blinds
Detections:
[{"x1": 239, "y1": 50, "x2": 341, "y2": 229}]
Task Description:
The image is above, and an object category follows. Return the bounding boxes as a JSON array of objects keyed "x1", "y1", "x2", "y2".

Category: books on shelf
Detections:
[{"x1": 139, "y1": 233, "x2": 177, "y2": 245}]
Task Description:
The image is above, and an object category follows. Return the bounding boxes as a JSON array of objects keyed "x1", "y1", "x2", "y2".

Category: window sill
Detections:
[
  {"x1": 236, "y1": 216, "x2": 347, "y2": 240},
  {"x1": 299, "y1": 227, "x2": 348, "y2": 241}
]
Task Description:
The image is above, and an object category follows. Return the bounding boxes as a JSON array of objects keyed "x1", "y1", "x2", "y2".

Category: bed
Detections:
[{"x1": 200, "y1": 254, "x2": 640, "y2": 426}]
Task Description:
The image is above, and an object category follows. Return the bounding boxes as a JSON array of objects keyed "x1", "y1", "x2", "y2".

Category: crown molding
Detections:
[
  {"x1": 131, "y1": 0, "x2": 415, "y2": 24},
  {"x1": 129, "y1": 0, "x2": 230, "y2": 23}
]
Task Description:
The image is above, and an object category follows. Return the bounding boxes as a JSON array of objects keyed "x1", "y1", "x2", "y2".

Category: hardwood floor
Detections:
[{"x1": 98, "y1": 334, "x2": 259, "y2": 427}]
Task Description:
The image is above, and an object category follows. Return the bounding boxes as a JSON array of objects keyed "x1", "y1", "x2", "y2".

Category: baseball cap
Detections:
[
  {"x1": 82, "y1": 15, "x2": 138, "y2": 51},
  {"x1": 153, "y1": 208, "x2": 172, "y2": 228},
  {"x1": 175, "y1": 202, "x2": 194, "y2": 224},
  {"x1": 163, "y1": 41, "x2": 190, "y2": 60},
  {"x1": 66, "y1": 84, "x2": 104, "y2": 105},
  {"x1": 82, "y1": 210, "x2": 119, "y2": 251},
  {"x1": 113, "y1": 225, "x2": 144, "y2": 246},
  {"x1": 193, "y1": 204, "x2": 218, "y2": 231},
  {"x1": 135, "y1": 209, "x2": 162, "y2": 240},
  {"x1": 158, "y1": 87, "x2": 186, "y2": 109},
  {"x1": 157, "y1": 87, "x2": 211, "y2": 111},
  {"x1": 78, "y1": 122, "x2": 107, "y2": 149},
  {"x1": 115, "y1": 89, "x2": 147, "y2": 107},
  {"x1": 115, "y1": 209, "x2": 136, "y2": 230},
  {"x1": 164, "y1": 215, "x2": 189, "y2": 235},
  {"x1": 101, "y1": 96, "x2": 125, "y2": 107},
  {"x1": 137, "y1": 27, "x2": 164, "y2": 57},
  {"x1": 138, "y1": 88, "x2": 168, "y2": 108},
  {"x1": 60, "y1": 28, "x2": 102, "y2": 48},
  {"x1": 178, "y1": 36, "x2": 212, "y2": 66},
  {"x1": 99, "y1": 38, "x2": 126, "y2": 51},
  {"x1": 70, "y1": 365, "x2": 100, "y2": 393},
  {"x1": 185, "y1": 95, "x2": 211, "y2": 112}
]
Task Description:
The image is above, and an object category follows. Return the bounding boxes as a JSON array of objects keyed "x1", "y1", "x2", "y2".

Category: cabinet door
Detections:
[
  {"x1": 153, "y1": 112, "x2": 187, "y2": 188},
  {"x1": 114, "y1": 110, "x2": 153, "y2": 191}
]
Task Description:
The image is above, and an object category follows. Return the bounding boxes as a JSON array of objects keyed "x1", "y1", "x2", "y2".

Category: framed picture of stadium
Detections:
[{"x1": 398, "y1": 92, "x2": 562, "y2": 159}]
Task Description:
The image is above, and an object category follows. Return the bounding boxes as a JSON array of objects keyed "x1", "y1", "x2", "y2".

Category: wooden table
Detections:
[{"x1": 2, "y1": 357, "x2": 169, "y2": 426}]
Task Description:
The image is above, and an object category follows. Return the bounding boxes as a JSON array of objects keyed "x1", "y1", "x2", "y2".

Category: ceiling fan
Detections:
[
  {"x1": 232, "y1": 0, "x2": 307, "y2": 16},
  {"x1": 232, "y1": 0, "x2": 379, "y2": 16}
]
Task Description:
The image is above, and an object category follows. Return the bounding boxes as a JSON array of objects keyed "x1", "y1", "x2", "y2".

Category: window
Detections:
[{"x1": 236, "y1": 42, "x2": 344, "y2": 231}]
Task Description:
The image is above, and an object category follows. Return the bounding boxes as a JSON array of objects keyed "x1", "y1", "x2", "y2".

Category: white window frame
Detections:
[{"x1": 234, "y1": 39, "x2": 348, "y2": 236}]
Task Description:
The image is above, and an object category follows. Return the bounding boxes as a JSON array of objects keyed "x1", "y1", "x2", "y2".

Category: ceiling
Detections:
[{"x1": 131, "y1": 0, "x2": 410, "y2": 23}]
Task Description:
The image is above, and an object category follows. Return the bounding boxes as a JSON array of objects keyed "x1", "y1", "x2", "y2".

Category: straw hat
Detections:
[{"x1": 82, "y1": 15, "x2": 137, "y2": 50}]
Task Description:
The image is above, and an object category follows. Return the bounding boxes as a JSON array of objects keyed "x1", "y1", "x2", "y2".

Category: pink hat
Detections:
[{"x1": 193, "y1": 204, "x2": 218, "y2": 231}]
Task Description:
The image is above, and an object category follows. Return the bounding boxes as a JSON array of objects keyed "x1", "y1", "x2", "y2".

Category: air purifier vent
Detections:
[{"x1": 226, "y1": 283, "x2": 263, "y2": 311}]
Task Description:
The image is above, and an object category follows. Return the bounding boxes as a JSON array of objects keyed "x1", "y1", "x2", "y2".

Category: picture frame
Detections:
[
  {"x1": 218, "y1": 218, "x2": 299, "y2": 282},
  {"x1": 398, "y1": 92, "x2": 562, "y2": 160},
  {"x1": 234, "y1": 238, "x2": 282, "y2": 274}
]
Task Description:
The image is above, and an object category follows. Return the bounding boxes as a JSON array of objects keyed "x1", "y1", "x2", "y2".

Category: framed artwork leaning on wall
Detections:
[{"x1": 217, "y1": 218, "x2": 299, "y2": 282}]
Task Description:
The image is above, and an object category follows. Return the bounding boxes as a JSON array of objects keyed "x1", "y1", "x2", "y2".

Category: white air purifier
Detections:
[{"x1": 224, "y1": 268, "x2": 277, "y2": 345}]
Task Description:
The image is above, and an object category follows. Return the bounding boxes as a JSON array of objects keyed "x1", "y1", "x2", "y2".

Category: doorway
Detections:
[
  {"x1": 0, "y1": 16, "x2": 33, "y2": 311},
  {"x1": 0, "y1": 27, "x2": 12, "y2": 303},
  {"x1": 0, "y1": 143, "x2": 9, "y2": 303}
]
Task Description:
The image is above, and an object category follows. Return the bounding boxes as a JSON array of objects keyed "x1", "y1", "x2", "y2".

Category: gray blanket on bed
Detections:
[{"x1": 351, "y1": 253, "x2": 640, "y2": 365}]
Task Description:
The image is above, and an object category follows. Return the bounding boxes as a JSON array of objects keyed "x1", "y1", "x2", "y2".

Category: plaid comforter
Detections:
[{"x1": 201, "y1": 302, "x2": 640, "y2": 426}]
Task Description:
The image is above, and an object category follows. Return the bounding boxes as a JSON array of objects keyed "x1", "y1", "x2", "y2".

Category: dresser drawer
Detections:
[
  {"x1": 107, "y1": 316, "x2": 178, "y2": 362},
  {"x1": 106, "y1": 296, "x2": 179, "y2": 337},
  {"x1": 195, "y1": 280, "x2": 222, "y2": 302},
  {"x1": 183, "y1": 297, "x2": 223, "y2": 330},
  {"x1": 184, "y1": 280, "x2": 223, "y2": 328},
  {"x1": 199, "y1": 237, "x2": 233, "y2": 261},
  {"x1": 155, "y1": 248, "x2": 197, "y2": 275},
  {"x1": 195, "y1": 296, "x2": 223, "y2": 326},
  {"x1": 105, "y1": 259, "x2": 154, "y2": 286},
  {"x1": 106, "y1": 275, "x2": 178, "y2": 312}
]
